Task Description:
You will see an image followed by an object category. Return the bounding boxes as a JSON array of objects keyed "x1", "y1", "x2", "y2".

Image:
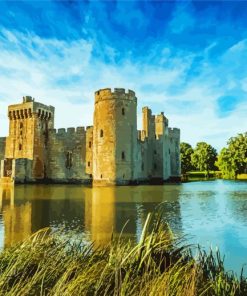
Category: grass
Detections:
[
  {"x1": 237, "y1": 174, "x2": 247, "y2": 180},
  {"x1": 187, "y1": 171, "x2": 220, "y2": 178},
  {"x1": 0, "y1": 213, "x2": 246, "y2": 296}
]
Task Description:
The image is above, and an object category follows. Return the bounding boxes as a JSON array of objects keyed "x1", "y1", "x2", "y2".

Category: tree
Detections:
[
  {"x1": 191, "y1": 142, "x2": 217, "y2": 176},
  {"x1": 180, "y1": 142, "x2": 194, "y2": 174},
  {"x1": 216, "y1": 133, "x2": 247, "y2": 179}
]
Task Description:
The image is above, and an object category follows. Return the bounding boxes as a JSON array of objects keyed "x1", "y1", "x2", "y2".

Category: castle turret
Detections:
[
  {"x1": 155, "y1": 112, "x2": 169, "y2": 137},
  {"x1": 93, "y1": 88, "x2": 138, "y2": 185}
]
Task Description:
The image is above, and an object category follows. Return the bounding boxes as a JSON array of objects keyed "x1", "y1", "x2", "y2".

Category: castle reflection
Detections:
[{"x1": 0, "y1": 184, "x2": 182, "y2": 248}]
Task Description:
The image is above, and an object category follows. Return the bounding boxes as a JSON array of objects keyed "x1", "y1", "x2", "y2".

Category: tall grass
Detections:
[{"x1": 0, "y1": 214, "x2": 246, "y2": 296}]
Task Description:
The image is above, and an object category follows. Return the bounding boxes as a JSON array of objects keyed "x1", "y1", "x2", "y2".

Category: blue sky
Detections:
[{"x1": 0, "y1": 0, "x2": 246, "y2": 150}]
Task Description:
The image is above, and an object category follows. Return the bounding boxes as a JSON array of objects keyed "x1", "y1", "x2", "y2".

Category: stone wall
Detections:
[
  {"x1": 14, "y1": 158, "x2": 33, "y2": 183},
  {"x1": 0, "y1": 137, "x2": 6, "y2": 161},
  {"x1": 85, "y1": 126, "x2": 93, "y2": 177},
  {"x1": 46, "y1": 127, "x2": 90, "y2": 183},
  {"x1": 163, "y1": 134, "x2": 171, "y2": 180},
  {"x1": 0, "y1": 138, "x2": 6, "y2": 179},
  {"x1": 169, "y1": 128, "x2": 181, "y2": 177}
]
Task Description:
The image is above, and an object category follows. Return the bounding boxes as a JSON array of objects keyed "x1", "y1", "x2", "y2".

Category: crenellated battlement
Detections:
[
  {"x1": 168, "y1": 127, "x2": 180, "y2": 137},
  {"x1": 8, "y1": 98, "x2": 54, "y2": 121},
  {"x1": 95, "y1": 88, "x2": 136, "y2": 103},
  {"x1": 155, "y1": 112, "x2": 169, "y2": 127},
  {"x1": 48, "y1": 126, "x2": 86, "y2": 136}
]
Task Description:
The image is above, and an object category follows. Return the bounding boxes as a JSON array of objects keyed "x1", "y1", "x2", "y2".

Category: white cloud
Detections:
[{"x1": 0, "y1": 29, "x2": 246, "y2": 152}]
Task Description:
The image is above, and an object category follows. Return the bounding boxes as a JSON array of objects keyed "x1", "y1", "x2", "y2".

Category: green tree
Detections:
[
  {"x1": 180, "y1": 142, "x2": 194, "y2": 174},
  {"x1": 216, "y1": 133, "x2": 247, "y2": 179},
  {"x1": 191, "y1": 142, "x2": 217, "y2": 177}
]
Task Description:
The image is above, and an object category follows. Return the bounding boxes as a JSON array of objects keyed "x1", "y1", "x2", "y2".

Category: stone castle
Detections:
[{"x1": 0, "y1": 88, "x2": 180, "y2": 186}]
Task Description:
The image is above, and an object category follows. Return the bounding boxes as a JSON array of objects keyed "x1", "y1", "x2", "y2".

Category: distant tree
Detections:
[
  {"x1": 191, "y1": 142, "x2": 217, "y2": 177},
  {"x1": 216, "y1": 133, "x2": 247, "y2": 179},
  {"x1": 180, "y1": 142, "x2": 194, "y2": 174}
]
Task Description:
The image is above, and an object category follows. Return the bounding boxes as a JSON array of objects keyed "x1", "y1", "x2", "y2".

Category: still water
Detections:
[{"x1": 0, "y1": 180, "x2": 247, "y2": 273}]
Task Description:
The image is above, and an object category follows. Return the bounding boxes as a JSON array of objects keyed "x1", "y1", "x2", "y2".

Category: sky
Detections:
[{"x1": 0, "y1": 0, "x2": 246, "y2": 151}]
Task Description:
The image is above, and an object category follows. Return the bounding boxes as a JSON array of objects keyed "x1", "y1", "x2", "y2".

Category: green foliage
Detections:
[
  {"x1": 180, "y1": 142, "x2": 194, "y2": 174},
  {"x1": 0, "y1": 215, "x2": 246, "y2": 295},
  {"x1": 191, "y1": 142, "x2": 217, "y2": 175},
  {"x1": 216, "y1": 133, "x2": 247, "y2": 179}
]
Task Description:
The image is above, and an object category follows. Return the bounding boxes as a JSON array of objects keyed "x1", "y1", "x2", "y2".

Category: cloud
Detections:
[{"x1": 0, "y1": 21, "x2": 246, "y2": 152}]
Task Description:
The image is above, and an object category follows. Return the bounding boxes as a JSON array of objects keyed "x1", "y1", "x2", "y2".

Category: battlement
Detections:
[
  {"x1": 95, "y1": 88, "x2": 136, "y2": 103},
  {"x1": 8, "y1": 98, "x2": 54, "y2": 120},
  {"x1": 49, "y1": 127, "x2": 86, "y2": 136},
  {"x1": 23, "y1": 96, "x2": 34, "y2": 103},
  {"x1": 142, "y1": 106, "x2": 152, "y2": 113},
  {"x1": 168, "y1": 127, "x2": 180, "y2": 137},
  {"x1": 155, "y1": 113, "x2": 169, "y2": 126}
]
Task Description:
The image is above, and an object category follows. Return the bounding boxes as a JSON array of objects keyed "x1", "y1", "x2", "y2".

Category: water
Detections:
[{"x1": 0, "y1": 180, "x2": 247, "y2": 274}]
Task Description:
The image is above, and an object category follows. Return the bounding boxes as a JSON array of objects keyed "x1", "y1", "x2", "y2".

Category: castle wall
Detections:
[
  {"x1": 136, "y1": 140, "x2": 147, "y2": 181},
  {"x1": 0, "y1": 138, "x2": 6, "y2": 180},
  {"x1": 85, "y1": 126, "x2": 93, "y2": 177},
  {"x1": 141, "y1": 107, "x2": 156, "y2": 179},
  {"x1": 46, "y1": 127, "x2": 89, "y2": 183},
  {"x1": 0, "y1": 137, "x2": 6, "y2": 161},
  {"x1": 169, "y1": 128, "x2": 181, "y2": 177},
  {"x1": 13, "y1": 159, "x2": 33, "y2": 183},
  {"x1": 154, "y1": 114, "x2": 171, "y2": 181},
  {"x1": 163, "y1": 134, "x2": 171, "y2": 180},
  {"x1": 152, "y1": 138, "x2": 163, "y2": 179}
]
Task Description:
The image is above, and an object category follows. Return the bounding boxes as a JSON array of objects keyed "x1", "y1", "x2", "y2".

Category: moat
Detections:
[{"x1": 0, "y1": 180, "x2": 247, "y2": 274}]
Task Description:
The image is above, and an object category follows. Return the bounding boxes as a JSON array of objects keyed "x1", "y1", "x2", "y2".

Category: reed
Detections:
[{"x1": 0, "y1": 214, "x2": 246, "y2": 296}]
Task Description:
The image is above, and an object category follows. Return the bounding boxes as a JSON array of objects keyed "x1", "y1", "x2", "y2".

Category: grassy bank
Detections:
[
  {"x1": 0, "y1": 214, "x2": 246, "y2": 296},
  {"x1": 185, "y1": 171, "x2": 247, "y2": 181},
  {"x1": 237, "y1": 174, "x2": 247, "y2": 180}
]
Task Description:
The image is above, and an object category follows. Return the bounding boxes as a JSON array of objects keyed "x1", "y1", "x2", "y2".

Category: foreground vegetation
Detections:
[{"x1": 0, "y1": 214, "x2": 246, "y2": 296}]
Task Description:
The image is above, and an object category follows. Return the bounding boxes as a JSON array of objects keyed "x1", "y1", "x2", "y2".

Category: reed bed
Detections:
[{"x1": 0, "y1": 213, "x2": 246, "y2": 296}]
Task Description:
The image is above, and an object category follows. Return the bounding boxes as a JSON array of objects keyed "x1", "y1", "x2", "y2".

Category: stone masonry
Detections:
[{"x1": 0, "y1": 89, "x2": 181, "y2": 185}]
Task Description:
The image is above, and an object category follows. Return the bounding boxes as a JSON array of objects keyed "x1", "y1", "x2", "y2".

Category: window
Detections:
[
  {"x1": 88, "y1": 161, "x2": 90, "y2": 167},
  {"x1": 122, "y1": 108, "x2": 125, "y2": 115},
  {"x1": 101, "y1": 174, "x2": 103, "y2": 179},
  {"x1": 20, "y1": 122, "x2": 23, "y2": 129},
  {"x1": 19, "y1": 144, "x2": 22, "y2": 151},
  {"x1": 141, "y1": 162, "x2": 144, "y2": 171},
  {"x1": 121, "y1": 151, "x2": 125, "y2": 160},
  {"x1": 89, "y1": 141, "x2": 92, "y2": 148},
  {"x1": 100, "y1": 129, "x2": 103, "y2": 137},
  {"x1": 66, "y1": 152, "x2": 72, "y2": 169},
  {"x1": 153, "y1": 163, "x2": 157, "y2": 170},
  {"x1": 154, "y1": 150, "x2": 157, "y2": 155}
]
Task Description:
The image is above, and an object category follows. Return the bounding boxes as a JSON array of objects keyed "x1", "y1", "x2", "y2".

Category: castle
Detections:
[{"x1": 0, "y1": 88, "x2": 181, "y2": 186}]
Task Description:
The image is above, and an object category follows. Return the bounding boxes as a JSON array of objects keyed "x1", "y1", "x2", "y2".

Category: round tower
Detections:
[{"x1": 93, "y1": 88, "x2": 137, "y2": 186}]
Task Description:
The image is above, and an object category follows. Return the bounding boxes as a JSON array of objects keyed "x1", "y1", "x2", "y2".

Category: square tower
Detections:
[{"x1": 5, "y1": 96, "x2": 55, "y2": 180}]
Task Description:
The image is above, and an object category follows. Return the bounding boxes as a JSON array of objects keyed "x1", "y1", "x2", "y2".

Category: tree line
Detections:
[{"x1": 180, "y1": 132, "x2": 247, "y2": 179}]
